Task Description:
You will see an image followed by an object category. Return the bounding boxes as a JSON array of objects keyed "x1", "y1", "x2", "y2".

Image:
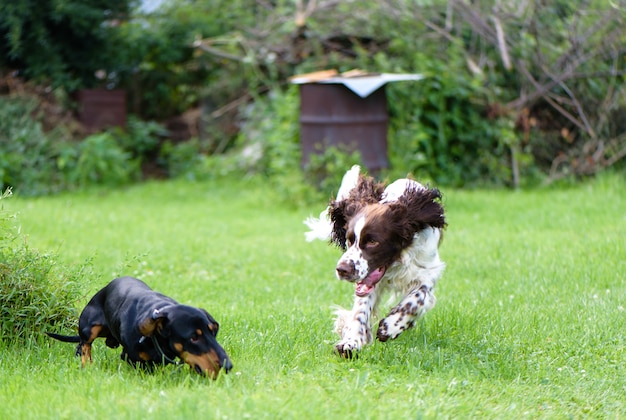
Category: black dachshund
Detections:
[{"x1": 47, "y1": 276, "x2": 232, "y2": 378}]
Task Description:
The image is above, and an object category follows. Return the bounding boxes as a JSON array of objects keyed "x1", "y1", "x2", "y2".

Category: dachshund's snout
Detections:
[{"x1": 221, "y1": 357, "x2": 233, "y2": 373}]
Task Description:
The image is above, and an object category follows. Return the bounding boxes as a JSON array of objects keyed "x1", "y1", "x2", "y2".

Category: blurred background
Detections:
[{"x1": 1, "y1": 0, "x2": 625, "y2": 196}]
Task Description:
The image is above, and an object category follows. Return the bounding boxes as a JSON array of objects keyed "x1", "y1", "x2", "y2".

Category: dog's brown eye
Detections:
[
  {"x1": 190, "y1": 333, "x2": 200, "y2": 344},
  {"x1": 346, "y1": 232, "x2": 355, "y2": 247},
  {"x1": 366, "y1": 240, "x2": 379, "y2": 248}
]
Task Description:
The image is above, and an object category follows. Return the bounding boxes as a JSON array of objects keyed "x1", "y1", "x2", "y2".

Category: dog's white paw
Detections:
[
  {"x1": 376, "y1": 316, "x2": 412, "y2": 342},
  {"x1": 335, "y1": 339, "x2": 362, "y2": 359}
]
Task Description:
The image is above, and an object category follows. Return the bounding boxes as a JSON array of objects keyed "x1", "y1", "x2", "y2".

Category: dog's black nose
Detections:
[
  {"x1": 336, "y1": 261, "x2": 354, "y2": 279},
  {"x1": 222, "y1": 358, "x2": 233, "y2": 373}
]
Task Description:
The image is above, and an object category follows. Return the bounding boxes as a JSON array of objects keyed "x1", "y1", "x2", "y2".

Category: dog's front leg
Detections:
[
  {"x1": 376, "y1": 284, "x2": 436, "y2": 342},
  {"x1": 334, "y1": 291, "x2": 379, "y2": 358}
]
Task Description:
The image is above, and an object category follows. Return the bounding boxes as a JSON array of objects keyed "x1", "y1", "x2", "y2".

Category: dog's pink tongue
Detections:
[{"x1": 355, "y1": 268, "x2": 385, "y2": 297}]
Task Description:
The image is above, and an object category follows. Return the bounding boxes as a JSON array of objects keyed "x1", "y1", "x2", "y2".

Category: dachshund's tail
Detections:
[{"x1": 46, "y1": 332, "x2": 80, "y2": 343}]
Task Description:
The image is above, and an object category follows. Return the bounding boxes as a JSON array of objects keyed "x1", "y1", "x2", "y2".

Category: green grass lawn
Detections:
[{"x1": 1, "y1": 174, "x2": 625, "y2": 418}]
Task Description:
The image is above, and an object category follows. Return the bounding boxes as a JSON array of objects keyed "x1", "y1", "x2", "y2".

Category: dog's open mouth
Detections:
[{"x1": 355, "y1": 267, "x2": 385, "y2": 297}]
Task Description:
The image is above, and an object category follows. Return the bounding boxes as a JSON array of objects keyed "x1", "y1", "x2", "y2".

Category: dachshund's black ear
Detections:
[
  {"x1": 139, "y1": 307, "x2": 170, "y2": 337},
  {"x1": 200, "y1": 308, "x2": 220, "y2": 337}
]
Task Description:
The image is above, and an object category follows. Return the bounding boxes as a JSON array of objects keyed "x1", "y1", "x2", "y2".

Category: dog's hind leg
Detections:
[
  {"x1": 79, "y1": 325, "x2": 105, "y2": 367},
  {"x1": 376, "y1": 284, "x2": 436, "y2": 342}
]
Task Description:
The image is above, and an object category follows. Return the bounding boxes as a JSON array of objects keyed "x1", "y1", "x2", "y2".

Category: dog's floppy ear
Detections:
[
  {"x1": 329, "y1": 199, "x2": 349, "y2": 249},
  {"x1": 389, "y1": 185, "x2": 446, "y2": 240},
  {"x1": 200, "y1": 308, "x2": 220, "y2": 337},
  {"x1": 139, "y1": 307, "x2": 170, "y2": 337}
]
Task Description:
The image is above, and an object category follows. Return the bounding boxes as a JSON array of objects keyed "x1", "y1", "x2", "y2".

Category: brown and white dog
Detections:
[{"x1": 305, "y1": 166, "x2": 446, "y2": 357}]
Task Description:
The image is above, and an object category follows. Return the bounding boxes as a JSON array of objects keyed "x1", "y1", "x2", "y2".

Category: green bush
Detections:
[
  {"x1": 0, "y1": 96, "x2": 167, "y2": 195},
  {"x1": 60, "y1": 132, "x2": 140, "y2": 188},
  {"x1": 234, "y1": 86, "x2": 301, "y2": 178},
  {"x1": 0, "y1": 96, "x2": 63, "y2": 195},
  {"x1": 305, "y1": 145, "x2": 363, "y2": 196},
  {"x1": 0, "y1": 189, "x2": 85, "y2": 343},
  {"x1": 377, "y1": 45, "x2": 515, "y2": 187},
  {"x1": 110, "y1": 116, "x2": 167, "y2": 164},
  {"x1": 158, "y1": 138, "x2": 210, "y2": 180}
]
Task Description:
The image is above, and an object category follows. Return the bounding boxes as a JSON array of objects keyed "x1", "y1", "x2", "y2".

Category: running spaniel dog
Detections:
[{"x1": 305, "y1": 166, "x2": 446, "y2": 357}]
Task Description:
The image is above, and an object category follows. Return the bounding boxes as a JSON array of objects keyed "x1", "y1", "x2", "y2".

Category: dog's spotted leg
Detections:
[
  {"x1": 334, "y1": 291, "x2": 379, "y2": 358},
  {"x1": 376, "y1": 284, "x2": 435, "y2": 342}
]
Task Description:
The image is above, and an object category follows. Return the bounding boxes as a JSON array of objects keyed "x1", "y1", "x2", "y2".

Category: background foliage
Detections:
[
  {"x1": 1, "y1": 0, "x2": 625, "y2": 195},
  {"x1": 0, "y1": 0, "x2": 135, "y2": 91},
  {"x1": 0, "y1": 96, "x2": 67, "y2": 195}
]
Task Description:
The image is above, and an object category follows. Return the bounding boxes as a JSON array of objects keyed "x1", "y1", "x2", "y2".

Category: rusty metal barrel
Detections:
[
  {"x1": 76, "y1": 89, "x2": 127, "y2": 133},
  {"x1": 298, "y1": 83, "x2": 389, "y2": 173}
]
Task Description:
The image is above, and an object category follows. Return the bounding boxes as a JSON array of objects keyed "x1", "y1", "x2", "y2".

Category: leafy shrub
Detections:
[
  {"x1": 305, "y1": 145, "x2": 363, "y2": 196},
  {"x1": 0, "y1": 96, "x2": 63, "y2": 195},
  {"x1": 235, "y1": 87, "x2": 301, "y2": 177},
  {"x1": 0, "y1": 248, "x2": 86, "y2": 343},
  {"x1": 159, "y1": 139, "x2": 210, "y2": 180},
  {"x1": 60, "y1": 132, "x2": 140, "y2": 188},
  {"x1": 0, "y1": 95, "x2": 154, "y2": 195},
  {"x1": 385, "y1": 51, "x2": 531, "y2": 188},
  {"x1": 110, "y1": 116, "x2": 167, "y2": 164},
  {"x1": 0, "y1": 189, "x2": 86, "y2": 343},
  {"x1": 1, "y1": 95, "x2": 168, "y2": 194}
]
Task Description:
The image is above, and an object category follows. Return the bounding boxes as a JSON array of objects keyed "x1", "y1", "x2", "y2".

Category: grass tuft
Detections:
[{"x1": 0, "y1": 189, "x2": 87, "y2": 342}]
